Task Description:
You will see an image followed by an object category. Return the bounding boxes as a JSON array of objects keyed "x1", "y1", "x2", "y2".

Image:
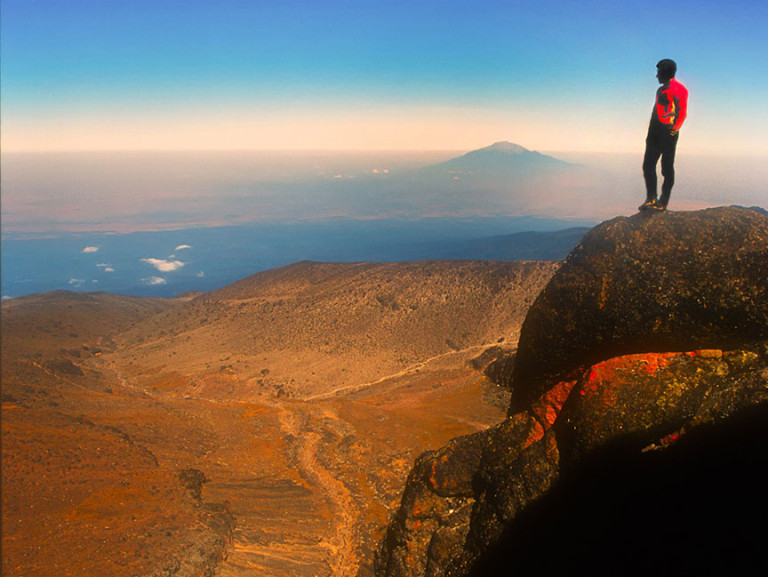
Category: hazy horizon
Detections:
[
  {"x1": 2, "y1": 148, "x2": 766, "y2": 238},
  {"x1": 2, "y1": 145, "x2": 765, "y2": 300}
]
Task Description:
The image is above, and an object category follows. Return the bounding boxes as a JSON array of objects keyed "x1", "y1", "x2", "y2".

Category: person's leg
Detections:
[
  {"x1": 642, "y1": 135, "x2": 662, "y2": 207},
  {"x1": 658, "y1": 133, "x2": 679, "y2": 208}
]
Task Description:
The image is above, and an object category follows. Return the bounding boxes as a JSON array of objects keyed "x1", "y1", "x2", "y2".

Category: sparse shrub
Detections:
[
  {"x1": 178, "y1": 468, "x2": 207, "y2": 501},
  {"x1": 376, "y1": 293, "x2": 400, "y2": 311}
]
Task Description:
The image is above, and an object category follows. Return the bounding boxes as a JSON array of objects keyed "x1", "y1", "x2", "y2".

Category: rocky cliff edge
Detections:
[{"x1": 375, "y1": 206, "x2": 768, "y2": 577}]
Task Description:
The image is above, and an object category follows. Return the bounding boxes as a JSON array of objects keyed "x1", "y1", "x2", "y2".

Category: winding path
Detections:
[
  {"x1": 278, "y1": 405, "x2": 361, "y2": 577},
  {"x1": 304, "y1": 344, "x2": 489, "y2": 401}
]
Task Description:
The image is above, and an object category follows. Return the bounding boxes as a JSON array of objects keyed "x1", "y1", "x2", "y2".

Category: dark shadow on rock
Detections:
[{"x1": 468, "y1": 402, "x2": 768, "y2": 576}]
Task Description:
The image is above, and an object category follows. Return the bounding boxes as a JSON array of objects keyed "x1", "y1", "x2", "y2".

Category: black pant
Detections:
[{"x1": 643, "y1": 129, "x2": 679, "y2": 208}]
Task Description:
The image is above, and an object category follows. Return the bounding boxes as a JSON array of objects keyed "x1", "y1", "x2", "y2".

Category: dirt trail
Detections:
[
  {"x1": 304, "y1": 344, "x2": 490, "y2": 401},
  {"x1": 279, "y1": 405, "x2": 361, "y2": 577},
  {"x1": 209, "y1": 400, "x2": 361, "y2": 577}
]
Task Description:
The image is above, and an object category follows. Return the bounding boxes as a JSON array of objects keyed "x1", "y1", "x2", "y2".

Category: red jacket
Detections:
[{"x1": 652, "y1": 77, "x2": 689, "y2": 132}]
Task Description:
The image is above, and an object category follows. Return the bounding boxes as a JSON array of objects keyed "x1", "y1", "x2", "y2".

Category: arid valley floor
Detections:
[{"x1": 2, "y1": 260, "x2": 557, "y2": 576}]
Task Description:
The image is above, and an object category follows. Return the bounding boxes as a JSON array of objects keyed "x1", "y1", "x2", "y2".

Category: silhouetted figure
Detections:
[{"x1": 640, "y1": 59, "x2": 689, "y2": 212}]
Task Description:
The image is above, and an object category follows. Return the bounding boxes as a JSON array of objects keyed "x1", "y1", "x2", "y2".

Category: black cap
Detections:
[{"x1": 656, "y1": 59, "x2": 677, "y2": 77}]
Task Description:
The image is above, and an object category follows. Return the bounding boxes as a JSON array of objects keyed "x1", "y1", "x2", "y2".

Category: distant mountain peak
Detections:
[
  {"x1": 427, "y1": 141, "x2": 573, "y2": 176},
  {"x1": 481, "y1": 141, "x2": 530, "y2": 153}
]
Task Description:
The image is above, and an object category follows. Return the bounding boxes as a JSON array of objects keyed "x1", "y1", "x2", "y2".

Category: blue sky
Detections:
[{"x1": 2, "y1": 0, "x2": 767, "y2": 153}]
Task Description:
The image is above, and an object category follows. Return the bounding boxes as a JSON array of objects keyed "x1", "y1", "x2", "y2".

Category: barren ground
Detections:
[{"x1": 2, "y1": 262, "x2": 553, "y2": 576}]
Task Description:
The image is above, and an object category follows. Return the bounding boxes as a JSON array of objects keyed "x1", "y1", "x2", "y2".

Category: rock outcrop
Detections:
[
  {"x1": 511, "y1": 206, "x2": 768, "y2": 412},
  {"x1": 375, "y1": 207, "x2": 768, "y2": 577}
]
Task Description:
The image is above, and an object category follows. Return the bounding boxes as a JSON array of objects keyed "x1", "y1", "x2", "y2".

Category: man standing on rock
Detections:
[{"x1": 640, "y1": 59, "x2": 689, "y2": 212}]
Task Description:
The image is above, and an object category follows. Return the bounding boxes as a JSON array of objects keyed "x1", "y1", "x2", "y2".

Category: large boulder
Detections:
[
  {"x1": 510, "y1": 206, "x2": 768, "y2": 412},
  {"x1": 375, "y1": 207, "x2": 768, "y2": 577}
]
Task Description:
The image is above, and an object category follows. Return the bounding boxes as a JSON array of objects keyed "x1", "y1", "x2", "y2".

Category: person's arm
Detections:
[{"x1": 671, "y1": 82, "x2": 688, "y2": 134}]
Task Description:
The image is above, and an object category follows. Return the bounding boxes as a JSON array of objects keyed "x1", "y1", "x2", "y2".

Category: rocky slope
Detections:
[
  {"x1": 0, "y1": 290, "x2": 183, "y2": 360},
  {"x1": 375, "y1": 206, "x2": 768, "y2": 577},
  {"x1": 110, "y1": 260, "x2": 558, "y2": 399}
]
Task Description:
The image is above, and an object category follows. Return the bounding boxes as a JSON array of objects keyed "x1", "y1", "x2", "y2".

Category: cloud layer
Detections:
[
  {"x1": 141, "y1": 258, "x2": 185, "y2": 272},
  {"x1": 141, "y1": 276, "x2": 167, "y2": 286}
]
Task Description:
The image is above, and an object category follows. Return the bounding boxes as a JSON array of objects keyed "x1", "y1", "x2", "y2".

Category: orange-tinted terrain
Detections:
[{"x1": 2, "y1": 261, "x2": 556, "y2": 576}]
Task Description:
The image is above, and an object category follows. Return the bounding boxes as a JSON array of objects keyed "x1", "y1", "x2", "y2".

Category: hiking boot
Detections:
[
  {"x1": 649, "y1": 203, "x2": 667, "y2": 212},
  {"x1": 638, "y1": 199, "x2": 657, "y2": 211}
]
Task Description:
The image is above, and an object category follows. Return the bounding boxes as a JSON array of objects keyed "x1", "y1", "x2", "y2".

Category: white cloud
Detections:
[
  {"x1": 196, "y1": 271, "x2": 206, "y2": 277},
  {"x1": 141, "y1": 258, "x2": 185, "y2": 272},
  {"x1": 68, "y1": 278, "x2": 85, "y2": 287},
  {"x1": 81, "y1": 246, "x2": 99, "y2": 253},
  {"x1": 142, "y1": 276, "x2": 167, "y2": 285},
  {"x1": 175, "y1": 244, "x2": 192, "y2": 251},
  {"x1": 97, "y1": 263, "x2": 115, "y2": 272}
]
